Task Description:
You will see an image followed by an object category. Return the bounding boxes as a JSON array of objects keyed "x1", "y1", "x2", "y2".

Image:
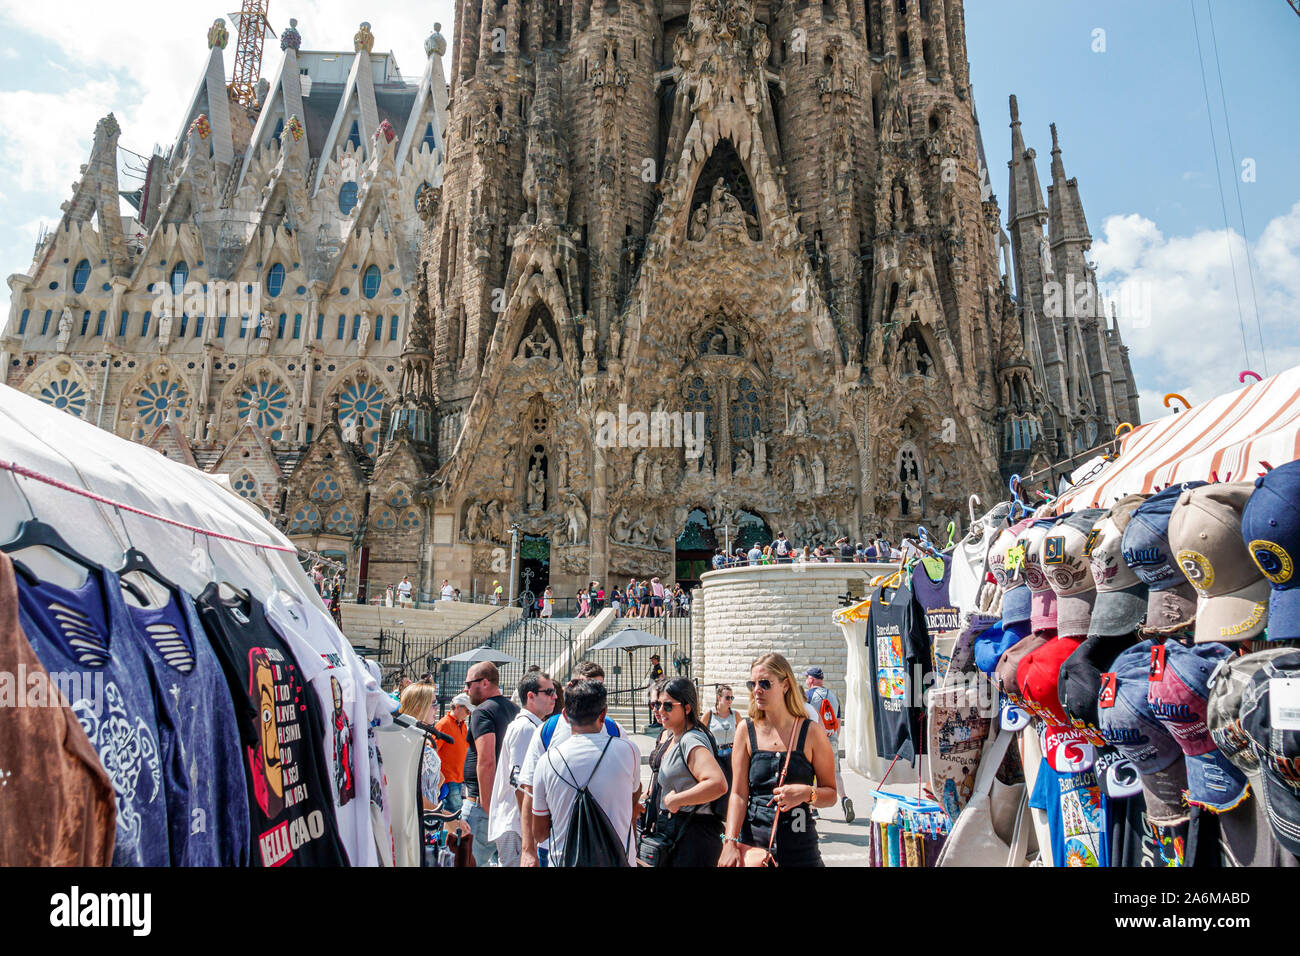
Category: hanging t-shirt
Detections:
[
  {"x1": 865, "y1": 582, "x2": 931, "y2": 762},
  {"x1": 15, "y1": 564, "x2": 171, "y2": 866},
  {"x1": 0, "y1": 553, "x2": 117, "y2": 866},
  {"x1": 1108, "y1": 794, "x2": 1186, "y2": 867},
  {"x1": 265, "y1": 590, "x2": 388, "y2": 867},
  {"x1": 912, "y1": 557, "x2": 960, "y2": 677},
  {"x1": 1028, "y1": 761, "x2": 1110, "y2": 867},
  {"x1": 125, "y1": 586, "x2": 249, "y2": 866},
  {"x1": 196, "y1": 584, "x2": 347, "y2": 867},
  {"x1": 363, "y1": 657, "x2": 396, "y2": 867}
]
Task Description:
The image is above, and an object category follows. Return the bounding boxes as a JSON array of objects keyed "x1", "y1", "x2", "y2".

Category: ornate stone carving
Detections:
[
  {"x1": 354, "y1": 21, "x2": 375, "y2": 54},
  {"x1": 208, "y1": 18, "x2": 229, "y2": 50}
]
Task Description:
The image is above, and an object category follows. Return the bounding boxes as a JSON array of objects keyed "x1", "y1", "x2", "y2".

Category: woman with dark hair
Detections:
[
  {"x1": 646, "y1": 677, "x2": 728, "y2": 866},
  {"x1": 702, "y1": 684, "x2": 738, "y2": 761},
  {"x1": 719, "y1": 653, "x2": 836, "y2": 867}
]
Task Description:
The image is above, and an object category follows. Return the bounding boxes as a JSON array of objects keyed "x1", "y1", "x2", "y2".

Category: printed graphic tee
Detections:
[
  {"x1": 197, "y1": 584, "x2": 347, "y2": 867},
  {"x1": 125, "y1": 586, "x2": 249, "y2": 866},
  {"x1": 0, "y1": 553, "x2": 116, "y2": 866},
  {"x1": 15, "y1": 564, "x2": 171, "y2": 866},
  {"x1": 266, "y1": 589, "x2": 388, "y2": 866},
  {"x1": 1028, "y1": 761, "x2": 1110, "y2": 867},
  {"x1": 866, "y1": 582, "x2": 931, "y2": 761}
]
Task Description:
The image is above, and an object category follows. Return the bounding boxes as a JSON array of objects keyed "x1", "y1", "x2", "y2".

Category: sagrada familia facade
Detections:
[{"x1": 1, "y1": 0, "x2": 1139, "y2": 601}]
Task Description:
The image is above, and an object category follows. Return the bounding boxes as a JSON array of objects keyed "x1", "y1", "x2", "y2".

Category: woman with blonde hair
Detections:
[
  {"x1": 398, "y1": 682, "x2": 444, "y2": 813},
  {"x1": 719, "y1": 653, "x2": 836, "y2": 867}
]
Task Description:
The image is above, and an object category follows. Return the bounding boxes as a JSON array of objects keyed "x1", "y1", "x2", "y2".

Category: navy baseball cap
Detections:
[
  {"x1": 1098, "y1": 640, "x2": 1190, "y2": 825},
  {"x1": 805, "y1": 666, "x2": 824, "y2": 680},
  {"x1": 1239, "y1": 650, "x2": 1300, "y2": 856},
  {"x1": 1241, "y1": 460, "x2": 1300, "y2": 641},
  {"x1": 1146, "y1": 640, "x2": 1249, "y2": 812},
  {"x1": 1122, "y1": 482, "x2": 1208, "y2": 631}
]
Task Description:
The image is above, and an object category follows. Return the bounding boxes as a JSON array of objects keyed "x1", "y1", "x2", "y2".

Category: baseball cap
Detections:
[
  {"x1": 451, "y1": 692, "x2": 474, "y2": 710},
  {"x1": 974, "y1": 619, "x2": 1024, "y2": 674},
  {"x1": 1021, "y1": 518, "x2": 1062, "y2": 633},
  {"x1": 805, "y1": 666, "x2": 824, "y2": 679},
  {"x1": 1207, "y1": 647, "x2": 1294, "y2": 777},
  {"x1": 1043, "y1": 509, "x2": 1107, "y2": 637},
  {"x1": 1146, "y1": 640, "x2": 1249, "y2": 812},
  {"x1": 1239, "y1": 650, "x2": 1300, "y2": 855},
  {"x1": 1097, "y1": 640, "x2": 1190, "y2": 825},
  {"x1": 1241, "y1": 461, "x2": 1300, "y2": 640},
  {"x1": 1057, "y1": 631, "x2": 1138, "y2": 742},
  {"x1": 1123, "y1": 482, "x2": 1209, "y2": 632},
  {"x1": 1001, "y1": 696, "x2": 1032, "y2": 732},
  {"x1": 1168, "y1": 482, "x2": 1271, "y2": 643},
  {"x1": 950, "y1": 502, "x2": 1012, "y2": 614},
  {"x1": 1041, "y1": 724, "x2": 1097, "y2": 773},
  {"x1": 1087, "y1": 496, "x2": 1150, "y2": 639},
  {"x1": 1094, "y1": 746, "x2": 1143, "y2": 799},
  {"x1": 995, "y1": 631, "x2": 1047, "y2": 698},
  {"x1": 1017, "y1": 635, "x2": 1084, "y2": 726}
]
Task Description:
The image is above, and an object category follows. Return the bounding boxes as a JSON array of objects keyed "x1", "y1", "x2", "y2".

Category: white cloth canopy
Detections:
[
  {"x1": 1056, "y1": 364, "x2": 1300, "y2": 512},
  {"x1": 0, "y1": 383, "x2": 321, "y2": 610}
]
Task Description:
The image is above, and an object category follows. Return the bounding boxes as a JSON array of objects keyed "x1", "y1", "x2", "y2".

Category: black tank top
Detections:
[{"x1": 740, "y1": 718, "x2": 822, "y2": 867}]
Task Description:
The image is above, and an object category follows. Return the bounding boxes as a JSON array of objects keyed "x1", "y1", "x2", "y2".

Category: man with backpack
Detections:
[
  {"x1": 772, "y1": 531, "x2": 791, "y2": 563},
  {"x1": 531, "y1": 679, "x2": 641, "y2": 866},
  {"x1": 805, "y1": 666, "x2": 854, "y2": 823}
]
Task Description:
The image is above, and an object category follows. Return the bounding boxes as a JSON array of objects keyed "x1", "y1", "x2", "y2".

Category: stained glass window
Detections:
[
  {"x1": 362, "y1": 265, "x2": 381, "y2": 299},
  {"x1": 339, "y1": 381, "x2": 386, "y2": 455},
  {"x1": 136, "y1": 379, "x2": 189, "y2": 427},
  {"x1": 232, "y1": 472, "x2": 259, "y2": 500},
  {"x1": 325, "y1": 505, "x2": 357, "y2": 534},
  {"x1": 338, "y1": 181, "x2": 358, "y2": 215},
  {"x1": 72, "y1": 260, "x2": 91, "y2": 293},
  {"x1": 267, "y1": 263, "x2": 285, "y2": 298},
  {"x1": 400, "y1": 510, "x2": 421, "y2": 530},
  {"x1": 238, "y1": 379, "x2": 289, "y2": 436},
  {"x1": 374, "y1": 509, "x2": 397, "y2": 530},
  {"x1": 389, "y1": 488, "x2": 411, "y2": 508},
  {"x1": 311, "y1": 475, "x2": 342, "y2": 503},
  {"x1": 731, "y1": 377, "x2": 761, "y2": 443},
  {"x1": 288, "y1": 505, "x2": 320, "y2": 534},
  {"x1": 39, "y1": 379, "x2": 88, "y2": 418},
  {"x1": 684, "y1": 376, "x2": 713, "y2": 438}
]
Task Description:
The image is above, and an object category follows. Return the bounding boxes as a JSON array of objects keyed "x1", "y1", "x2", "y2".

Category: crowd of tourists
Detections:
[
  {"x1": 713, "y1": 531, "x2": 907, "y2": 569},
  {"x1": 390, "y1": 651, "x2": 850, "y2": 867}
]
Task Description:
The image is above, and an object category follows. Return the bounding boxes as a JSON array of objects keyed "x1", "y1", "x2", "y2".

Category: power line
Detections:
[
  {"x1": 1205, "y1": 0, "x2": 1268, "y2": 376},
  {"x1": 1189, "y1": 0, "x2": 1252, "y2": 373}
]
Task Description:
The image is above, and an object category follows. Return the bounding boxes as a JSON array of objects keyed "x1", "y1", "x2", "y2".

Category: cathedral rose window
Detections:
[
  {"x1": 237, "y1": 379, "x2": 289, "y2": 435},
  {"x1": 39, "y1": 379, "x2": 88, "y2": 418},
  {"x1": 288, "y1": 506, "x2": 321, "y2": 534},
  {"x1": 312, "y1": 475, "x2": 342, "y2": 503},
  {"x1": 136, "y1": 379, "x2": 189, "y2": 427}
]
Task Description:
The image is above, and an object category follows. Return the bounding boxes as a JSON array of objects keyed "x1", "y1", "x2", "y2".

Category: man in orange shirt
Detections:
[{"x1": 435, "y1": 693, "x2": 473, "y2": 813}]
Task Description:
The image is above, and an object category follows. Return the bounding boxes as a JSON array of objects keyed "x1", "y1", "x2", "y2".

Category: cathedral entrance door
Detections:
[
  {"x1": 675, "y1": 508, "x2": 718, "y2": 589},
  {"x1": 520, "y1": 534, "x2": 550, "y2": 617}
]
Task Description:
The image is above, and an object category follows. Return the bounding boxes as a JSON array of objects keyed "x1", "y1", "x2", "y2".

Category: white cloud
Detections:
[{"x1": 1093, "y1": 201, "x2": 1300, "y2": 422}]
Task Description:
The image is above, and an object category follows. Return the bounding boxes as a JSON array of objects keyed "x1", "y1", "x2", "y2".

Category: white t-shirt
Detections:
[
  {"x1": 531, "y1": 732, "x2": 640, "y2": 866},
  {"x1": 398, "y1": 580, "x2": 413, "y2": 599},
  {"x1": 487, "y1": 708, "x2": 542, "y2": 842},
  {"x1": 517, "y1": 712, "x2": 628, "y2": 788},
  {"x1": 265, "y1": 591, "x2": 389, "y2": 867},
  {"x1": 440, "y1": 583, "x2": 454, "y2": 601}
]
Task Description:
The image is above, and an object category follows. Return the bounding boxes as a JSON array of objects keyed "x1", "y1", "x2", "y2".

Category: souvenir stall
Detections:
[
  {"x1": 841, "y1": 365, "x2": 1300, "y2": 867},
  {"x1": 0, "y1": 383, "x2": 446, "y2": 867}
]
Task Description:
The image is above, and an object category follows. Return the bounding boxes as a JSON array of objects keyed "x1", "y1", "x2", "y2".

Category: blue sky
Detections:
[{"x1": 1, "y1": 0, "x2": 1296, "y2": 423}]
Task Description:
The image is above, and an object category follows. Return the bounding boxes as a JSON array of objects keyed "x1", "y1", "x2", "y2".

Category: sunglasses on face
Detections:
[
  {"x1": 536, "y1": 688, "x2": 557, "y2": 697},
  {"x1": 721, "y1": 695, "x2": 734, "y2": 701},
  {"x1": 652, "y1": 701, "x2": 678, "y2": 713},
  {"x1": 746, "y1": 679, "x2": 779, "y2": 692},
  {"x1": 464, "y1": 677, "x2": 488, "y2": 688}
]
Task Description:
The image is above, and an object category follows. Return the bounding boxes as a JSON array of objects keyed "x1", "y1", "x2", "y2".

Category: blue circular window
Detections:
[
  {"x1": 238, "y1": 379, "x2": 289, "y2": 430},
  {"x1": 362, "y1": 264, "x2": 381, "y2": 300},
  {"x1": 267, "y1": 263, "x2": 286, "y2": 298},
  {"x1": 39, "y1": 379, "x2": 88, "y2": 418},
  {"x1": 72, "y1": 259, "x2": 91, "y2": 294},
  {"x1": 136, "y1": 379, "x2": 189, "y2": 427},
  {"x1": 338, "y1": 181, "x2": 358, "y2": 215}
]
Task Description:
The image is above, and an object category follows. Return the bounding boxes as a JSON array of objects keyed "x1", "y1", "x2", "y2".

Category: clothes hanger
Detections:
[
  {"x1": 203, "y1": 533, "x2": 249, "y2": 602},
  {"x1": 1, "y1": 472, "x2": 149, "y2": 602},
  {"x1": 113, "y1": 504, "x2": 178, "y2": 599}
]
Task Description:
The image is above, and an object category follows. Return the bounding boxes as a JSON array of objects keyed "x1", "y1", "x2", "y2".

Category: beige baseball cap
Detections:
[
  {"x1": 1087, "y1": 495, "x2": 1149, "y2": 638},
  {"x1": 1043, "y1": 508, "x2": 1108, "y2": 637},
  {"x1": 1168, "y1": 482, "x2": 1271, "y2": 643}
]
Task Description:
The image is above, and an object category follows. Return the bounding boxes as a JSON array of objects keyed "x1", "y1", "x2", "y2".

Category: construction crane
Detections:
[
  {"x1": 228, "y1": 0, "x2": 274, "y2": 107},
  {"x1": 1289, "y1": 0, "x2": 1300, "y2": 18}
]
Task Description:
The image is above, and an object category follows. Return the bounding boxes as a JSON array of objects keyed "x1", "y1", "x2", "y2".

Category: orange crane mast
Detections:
[{"x1": 228, "y1": 0, "x2": 273, "y2": 107}]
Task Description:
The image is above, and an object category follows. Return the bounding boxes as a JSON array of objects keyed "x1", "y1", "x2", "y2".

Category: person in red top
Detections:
[{"x1": 435, "y1": 693, "x2": 472, "y2": 814}]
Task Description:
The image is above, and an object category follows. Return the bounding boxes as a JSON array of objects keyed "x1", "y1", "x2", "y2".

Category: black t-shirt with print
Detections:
[
  {"x1": 866, "y1": 582, "x2": 931, "y2": 762},
  {"x1": 196, "y1": 585, "x2": 348, "y2": 867},
  {"x1": 464, "y1": 694, "x2": 519, "y2": 799}
]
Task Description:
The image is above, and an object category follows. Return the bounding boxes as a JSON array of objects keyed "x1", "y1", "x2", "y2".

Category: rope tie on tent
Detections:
[{"x1": 0, "y1": 458, "x2": 296, "y2": 554}]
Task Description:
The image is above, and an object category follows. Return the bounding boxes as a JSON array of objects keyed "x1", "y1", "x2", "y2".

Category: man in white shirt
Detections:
[
  {"x1": 440, "y1": 579, "x2": 455, "y2": 601},
  {"x1": 397, "y1": 575, "x2": 413, "y2": 607},
  {"x1": 487, "y1": 670, "x2": 555, "y2": 866},
  {"x1": 532, "y1": 679, "x2": 641, "y2": 866},
  {"x1": 518, "y1": 661, "x2": 627, "y2": 867}
]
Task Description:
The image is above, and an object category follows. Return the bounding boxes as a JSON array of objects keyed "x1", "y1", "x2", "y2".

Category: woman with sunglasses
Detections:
[
  {"x1": 702, "y1": 685, "x2": 738, "y2": 761},
  {"x1": 719, "y1": 653, "x2": 837, "y2": 867},
  {"x1": 647, "y1": 677, "x2": 728, "y2": 866}
]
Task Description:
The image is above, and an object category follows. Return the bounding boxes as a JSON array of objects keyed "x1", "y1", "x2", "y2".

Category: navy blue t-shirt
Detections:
[
  {"x1": 16, "y1": 565, "x2": 173, "y2": 867},
  {"x1": 865, "y1": 582, "x2": 931, "y2": 762},
  {"x1": 126, "y1": 587, "x2": 250, "y2": 866}
]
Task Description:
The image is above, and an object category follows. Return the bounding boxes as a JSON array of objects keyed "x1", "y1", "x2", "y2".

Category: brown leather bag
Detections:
[{"x1": 737, "y1": 718, "x2": 803, "y2": 867}]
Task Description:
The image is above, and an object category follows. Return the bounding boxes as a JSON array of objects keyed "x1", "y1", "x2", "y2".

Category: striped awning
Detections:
[{"x1": 1056, "y1": 364, "x2": 1300, "y2": 512}]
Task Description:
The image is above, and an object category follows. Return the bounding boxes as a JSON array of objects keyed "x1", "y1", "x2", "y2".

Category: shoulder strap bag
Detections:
[{"x1": 934, "y1": 729, "x2": 1030, "y2": 867}]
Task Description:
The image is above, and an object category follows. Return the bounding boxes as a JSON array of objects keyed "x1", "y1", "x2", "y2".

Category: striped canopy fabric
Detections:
[{"x1": 1056, "y1": 364, "x2": 1300, "y2": 512}]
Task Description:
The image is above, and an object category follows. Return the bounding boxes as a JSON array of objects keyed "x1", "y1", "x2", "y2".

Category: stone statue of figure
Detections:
[
  {"x1": 792, "y1": 456, "x2": 809, "y2": 495},
  {"x1": 736, "y1": 446, "x2": 752, "y2": 476},
  {"x1": 484, "y1": 500, "x2": 501, "y2": 540},
  {"x1": 1039, "y1": 236, "x2": 1053, "y2": 277},
  {"x1": 752, "y1": 430, "x2": 767, "y2": 477},
  {"x1": 689, "y1": 205, "x2": 709, "y2": 241},
  {"x1": 465, "y1": 502, "x2": 482, "y2": 541},
  {"x1": 426, "y1": 22, "x2": 447, "y2": 58},
  {"x1": 702, "y1": 440, "x2": 714, "y2": 477},
  {"x1": 342, "y1": 416, "x2": 360, "y2": 444},
  {"x1": 903, "y1": 338, "x2": 920, "y2": 376},
  {"x1": 522, "y1": 323, "x2": 554, "y2": 361},
  {"x1": 204, "y1": 416, "x2": 214, "y2": 441},
  {"x1": 613, "y1": 508, "x2": 632, "y2": 543},
  {"x1": 157, "y1": 310, "x2": 173, "y2": 352},
  {"x1": 927, "y1": 458, "x2": 947, "y2": 500},
  {"x1": 55, "y1": 308, "x2": 73, "y2": 352},
  {"x1": 628, "y1": 514, "x2": 651, "y2": 547},
  {"x1": 812, "y1": 453, "x2": 826, "y2": 494},
  {"x1": 632, "y1": 451, "x2": 647, "y2": 490},
  {"x1": 503, "y1": 450, "x2": 517, "y2": 490},
  {"x1": 357, "y1": 313, "x2": 371, "y2": 356},
  {"x1": 565, "y1": 493, "x2": 588, "y2": 545},
  {"x1": 556, "y1": 449, "x2": 568, "y2": 490},
  {"x1": 788, "y1": 400, "x2": 809, "y2": 436},
  {"x1": 710, "y1": 178, "x2": 746, "y2": 227},
  {"x1": 527, "y1": 457, "x2": 546, "y2": 513},
  {"x1": 649, "y1": 458, "x2": 665, "y2": 494}
]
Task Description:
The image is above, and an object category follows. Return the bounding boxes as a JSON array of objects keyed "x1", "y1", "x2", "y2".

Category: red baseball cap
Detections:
[{"x1": 1016, "y1": 634, "x2": 1085, "y2": 726}]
